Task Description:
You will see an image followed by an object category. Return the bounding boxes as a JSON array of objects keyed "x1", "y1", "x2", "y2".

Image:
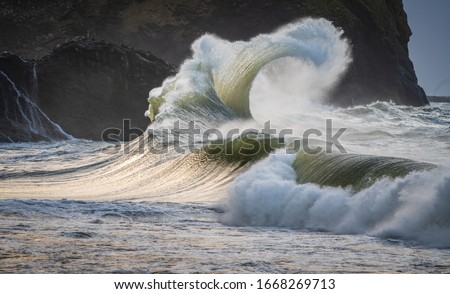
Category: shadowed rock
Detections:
[
  {"x1": 36, "y1": 37, "x2": 175, "y2": 141},
  {"x1": 1, "y1": 39, "x2": 174, "y2": 142},
  {"x1": 0, "y1": 52, "x2": 68, "y2": 142},
  {"x1": 0, "y1": 0, "x2": 428, "y2": 107}
]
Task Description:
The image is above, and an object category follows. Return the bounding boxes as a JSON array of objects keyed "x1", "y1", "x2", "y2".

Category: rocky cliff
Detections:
[
  {"x1": 36, "y1": 37, "x2": 175, "y2": 141},
  {"x1": 0, "y1": 53, "x2": 69, "y2": 142},
  {"x1": 0, "y1": 38, "x2": 174, "y2": 142},
  {"x1": 0, "y1": 0, "x2": 429, "y2": 142},
  {"x1": 0, "y1": 0, "x2": 428, "y2": 107}
]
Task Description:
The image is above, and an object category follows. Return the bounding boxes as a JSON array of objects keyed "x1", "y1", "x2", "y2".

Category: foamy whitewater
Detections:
[{"x1": 1, "y1": 19, "x2": 449, "y2": 273}]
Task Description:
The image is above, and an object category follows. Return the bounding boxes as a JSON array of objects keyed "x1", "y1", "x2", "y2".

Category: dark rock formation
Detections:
[
  {"x1": 1, "y1": 38, "x2": 174, "y2": 142},
  {"x1": 0, "y1": 0, "x2": 428, "y2": 107},
  {"x1": 321, "y1": 0, "x2": 428, "y2": 106},
  {"x1": 36, "y1": 37, "x2": 175, "y2": 141},
  {"x1": 0, "y1": 52, "x2": 68, "y2": 142}
]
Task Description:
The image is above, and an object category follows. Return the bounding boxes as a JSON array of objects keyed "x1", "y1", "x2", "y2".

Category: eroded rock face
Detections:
[
  {"x1": 0, "y1": 0, "x2": 428, "y2": 107},
  {"x1": 1, "y1": 38, "x2": 174, "y2": 142},
  {"x1": 36, "y1": 37, "x2": 175, "y2": 141},
  {"x1": 0, "y1": 52, "x2": 68, "y2": 142}
]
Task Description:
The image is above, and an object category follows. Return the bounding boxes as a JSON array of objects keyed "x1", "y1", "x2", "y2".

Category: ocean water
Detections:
[{"x1": 1, "y1": 19, "x2": 450, "y2": 273}]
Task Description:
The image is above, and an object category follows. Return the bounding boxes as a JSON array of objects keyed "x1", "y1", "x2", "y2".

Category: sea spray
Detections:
[
  {"x1": 222, "y1": 153, "x2": 450, "y2": 248},
  {"x1": 2, "y1": 19, "x2": 449, "y2": 252},
  {"x1": 147, "y1": 18, "x2": 351, "y2": 127}
]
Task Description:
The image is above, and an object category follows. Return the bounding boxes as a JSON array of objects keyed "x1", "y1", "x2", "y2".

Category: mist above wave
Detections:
[{"x1": 146, "y1": 18, "x2": 350, "y2": 128}]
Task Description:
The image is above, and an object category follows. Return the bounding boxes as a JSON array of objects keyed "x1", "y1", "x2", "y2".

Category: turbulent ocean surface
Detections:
[{"x1": 1, "y1": 19, "x2": 450, "y2": 273}]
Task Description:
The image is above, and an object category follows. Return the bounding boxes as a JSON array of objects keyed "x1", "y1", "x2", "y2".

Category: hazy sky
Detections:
[{"x1": 404, "y1": 0, "x2": 450, "y2": 96}]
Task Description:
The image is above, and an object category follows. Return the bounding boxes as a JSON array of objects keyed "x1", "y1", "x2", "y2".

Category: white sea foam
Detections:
[
  {"x1": 223, "y1": 153, "x2": 450, "y2": 248},
  {"x1": 147, "y1": 18, "x2": 351, "y2": 123}
]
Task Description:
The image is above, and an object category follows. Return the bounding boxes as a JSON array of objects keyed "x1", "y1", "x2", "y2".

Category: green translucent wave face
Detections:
[
  {"x1": 148, "y1": 95, "x2": 165, "y2": 122},
  {"x1": 148, "y1": 43, "x2": 299, "y2": 122},
  {"x1": 293, "y1": 152, "x2": 436, "y2": 193},
  {"x1": 198, "y1": 135, "x2": 436, "y2": 193},
  {"x1": 144, "y1": 19, "x2": 436, "y2": 193},
  {"x1": 147, "y1": 18, "x2": 350, "y2": 124},
  {"x1": 201, "y1": 133, "x2": 285, "y2": 163}
]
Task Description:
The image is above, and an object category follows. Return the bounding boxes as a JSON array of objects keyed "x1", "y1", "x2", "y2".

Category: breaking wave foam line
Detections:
[
  {"x1": 147, "y1": 18, "x2": 350, "y2": 126},
  {"x1": 222, "y1": 153, "x2": 450, "y2": 248}
]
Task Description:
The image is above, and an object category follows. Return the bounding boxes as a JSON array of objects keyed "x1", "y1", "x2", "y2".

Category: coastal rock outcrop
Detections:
[
  {"x1": 0, "y1": 52, "x2": 68, "y2": 142},
  {"x1": 0, "y1": 0, "x2": 428, "y2": 107},
  {"x1": 36, "y1": 37, "x2": 175, "y2": 140},
  {"x1": 0, "y1": 0, "x2": 429, "y2": 142}
]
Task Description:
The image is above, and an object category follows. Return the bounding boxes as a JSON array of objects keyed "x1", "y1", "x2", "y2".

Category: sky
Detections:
[{"x1": 404, "y1": 0, "x2": 450, "y2": 96}]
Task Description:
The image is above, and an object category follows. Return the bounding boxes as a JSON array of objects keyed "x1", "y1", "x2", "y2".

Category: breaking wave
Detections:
[
  {"x1": 222, "y1": 153, "x2": 450, "y2": 248},
  {"x1": 2, "y1": 18, "x2": 449, "y2": 249},
  {"x1": 146, "y1": 18, "x2": 350, "y2": 126}
]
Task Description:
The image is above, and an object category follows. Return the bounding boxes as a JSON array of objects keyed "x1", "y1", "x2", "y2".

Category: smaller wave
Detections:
[
  {"x1": 293, "y1": 152, "x2": 435, "y2": 192},
  {"x1": 222, "y1": 152, "x2": 450, "y2": 248}
]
